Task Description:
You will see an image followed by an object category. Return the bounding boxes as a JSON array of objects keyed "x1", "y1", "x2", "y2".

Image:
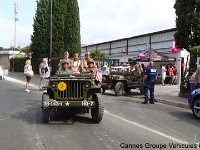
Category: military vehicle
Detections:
[
  {"x1": 41, "y1": 74, "x2": 104, "y2": 123},
  {"x1": 101, "y1": 66, "x2": 144, "y2": 96}
]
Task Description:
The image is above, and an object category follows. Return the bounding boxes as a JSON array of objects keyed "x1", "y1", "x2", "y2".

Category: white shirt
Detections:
[
  {"x1": 162, "y1": 66, "x2": 167, "y2": 76},
  {"x1": 73, "y1": 60, "x2": 81, "y2": 72}
]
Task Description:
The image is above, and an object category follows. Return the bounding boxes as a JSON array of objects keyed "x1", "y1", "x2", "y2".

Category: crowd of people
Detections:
[
  {"x1": 161, "y1": 64, "x2": 178, "y2": 86},
  {"x1": 23, "y1": 51, "x2": 98, "y2": 92}
]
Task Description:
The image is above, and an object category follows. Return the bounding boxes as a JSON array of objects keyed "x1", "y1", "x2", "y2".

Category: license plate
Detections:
[{"x1": 43, "y1": 101, "x2": 95, "y2": 107}]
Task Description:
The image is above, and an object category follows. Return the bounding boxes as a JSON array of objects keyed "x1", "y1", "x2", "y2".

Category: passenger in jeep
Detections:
[
  {"x1": 82, "y1": 59, "x2": 97, "y2": 76},
  {"x1": 56, "y1": 62, "x2": 73, "y2": 74}
]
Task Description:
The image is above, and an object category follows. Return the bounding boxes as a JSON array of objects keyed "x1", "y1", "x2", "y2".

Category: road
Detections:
[{"x1": 0, "y1": 74, "x2": 200, "y2": 150}]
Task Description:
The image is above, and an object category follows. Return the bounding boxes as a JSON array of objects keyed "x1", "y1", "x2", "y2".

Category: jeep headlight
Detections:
[
  {"x1": 84, "y1": 81, "x2": 91, "y2": 88},
  {"x1": 51, "y1": 82, "x2": 57, "y2": 88}
]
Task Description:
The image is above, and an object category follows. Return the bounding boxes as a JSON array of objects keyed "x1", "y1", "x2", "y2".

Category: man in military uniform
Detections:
[
  {"x1": 56, "y1": 62, "x2": 73, "y2": 74},
  {"x1": 142, "y1": 61, "x2": 157, "y2": 104},
  {"x1": 82, "y1": 59, "x2": 97, "y2": 76},
  {"x1": 81, "y1": 51, "x2": 97, "y2": 71}
]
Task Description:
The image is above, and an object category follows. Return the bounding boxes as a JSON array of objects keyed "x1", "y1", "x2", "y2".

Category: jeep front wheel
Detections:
[
  {"x1": 91, "y1": 93, "x2": 104, "y2": 123},
  {"x1": 192, "y1": 98, "x2": 200, "y2": 120},
  {"x1": 42, "y1": 93, "x2": 50, "y2": 123},
  {"x1": 115, "y1": 82, "x2": 124, "y2": 96}
]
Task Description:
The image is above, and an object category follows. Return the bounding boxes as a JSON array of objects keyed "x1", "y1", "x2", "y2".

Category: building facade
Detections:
[
  {"x1": 81, "y1": 28, "x2": 176, "y2": 63},
  {"x1": 81, "y1": 28, "x2": 190, "y2": 84}
]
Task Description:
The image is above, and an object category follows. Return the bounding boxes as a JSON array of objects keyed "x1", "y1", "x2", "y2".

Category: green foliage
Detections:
[
  {"x1": 31, "y1": 0, "x2": 50, "y2": 60},
  {"x1": 90, "y1": 50, "x2": 106, "y2": 59},
  {"x1": 64, "y1": 0, "x2": 81, "y2": 57},
  {"x1": 31, "y1": 0, "x2": 81, "y2": 62},
  {"x1": 20, "y1": 45, "x2": 31, "y2": 53},
  {"x1": 10, "y1": 57, "x2": 28, "y2": 72},
  {"x1": 174, "y1": 0, "x2": 200, "y2": 49}
]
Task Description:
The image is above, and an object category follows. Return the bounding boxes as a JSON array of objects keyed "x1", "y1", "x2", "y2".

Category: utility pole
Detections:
[
  {"x1": 49, "y1": 0, "x2": 53, "y2": 68},
  {"x1": 13, "y1": 0, "x2": 18, "y2": 72}
]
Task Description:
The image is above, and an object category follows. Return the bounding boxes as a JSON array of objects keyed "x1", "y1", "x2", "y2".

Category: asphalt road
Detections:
[{"x1": 0, "y1": 74, "x2": 200, "y2": 150}]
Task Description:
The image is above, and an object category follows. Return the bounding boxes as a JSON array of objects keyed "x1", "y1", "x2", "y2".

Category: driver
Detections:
[{"x1": 56, "y1": 62, "x2": 73, "y2": 74}]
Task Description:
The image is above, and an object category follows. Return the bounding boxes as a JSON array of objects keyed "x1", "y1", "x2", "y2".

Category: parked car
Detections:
[
  {"x1": 188, "y1": 89, "x2": 200, "y2": 119},
  {"x1": 0, "y1": 65, "x2": 5, "y2": 80}
]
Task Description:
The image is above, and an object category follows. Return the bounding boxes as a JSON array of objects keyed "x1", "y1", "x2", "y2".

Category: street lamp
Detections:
[
  {"x1": 49, "y1": 0, "x2": 53, "y2": 68},
  {"x1": 49, "y1": 0, "x2": 53, "y2": 67}
]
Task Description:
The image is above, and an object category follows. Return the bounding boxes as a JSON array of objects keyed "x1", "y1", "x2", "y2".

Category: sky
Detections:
[{"x1": 0, "y1": 0, "x2": 176, "y2": 48}]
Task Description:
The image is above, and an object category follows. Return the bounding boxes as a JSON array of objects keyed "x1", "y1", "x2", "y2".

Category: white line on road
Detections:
[
  {"x1": 6, "y1": 76, "x2": 189, "y2": 144},
  {"x1": 105, "y1": 110, "x2": 188, "y2": 144}
]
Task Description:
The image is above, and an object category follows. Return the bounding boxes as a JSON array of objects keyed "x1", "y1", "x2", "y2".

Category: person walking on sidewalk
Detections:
[
  {"x1": 195, "y1": 66, "x2": 200, "y2": 88},
  {"x1": 142, "y1": 61, "x2": 157, "y2": 104},
  {"x1": 190, "y1": 71, "x2": 197, "y2": 93},
  {"x1": 161, "y1": 64, "x2": 167, "y2": 86},
  {"x1": 24, "y1": 60, "x2": 34, "y2": 92},
  {"x1": 39, "y1": 58, "x2": 50, "y2": 91},
  {"x1": 168, "y1": 66, "x2": 174, "y2": 86}
]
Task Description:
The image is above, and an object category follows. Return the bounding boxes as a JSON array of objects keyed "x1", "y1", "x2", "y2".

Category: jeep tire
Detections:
[
  {"x1": 91, "y1": 93, "x2": 104, "y2": 123},
  {"x1": 42, "y1": 93, "x2": 50, "y2": 123},
  {"x1": 115, "y1": 82, "x2": 124, "y2": 96}
]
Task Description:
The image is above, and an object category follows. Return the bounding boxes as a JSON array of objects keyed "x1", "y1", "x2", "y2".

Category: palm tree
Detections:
[{"x1": 90, "y1": 50, "x2": 105, "y2": 59}]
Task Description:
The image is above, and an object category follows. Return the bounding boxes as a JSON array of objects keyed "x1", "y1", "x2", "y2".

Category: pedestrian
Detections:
[
  {"x1": 142, "y1": 61, "x2": 157, "y2": 104},
  {"x1": 195, "y1": 65, "x2": 200, "y2": 88},
  {"x1": 190, "y1": 71, "x2": 197, "y2": 92},
  {"x1": 71, "y1": 52, "x2": 81, "y2": 73},
  {"x1": 168, "y1": 66, "x2": 174, "y2": 86},
  {"x1": 102, "y1": 65, "x2": 110, "y2": 75},
  {"x1": 24, "y1": 60, "x2": 34, "y2": 92},
  {"x1": 39, "y1": 58, "x2": 50, "y2": 91},
  {"x1": 172, "y1": 65, "x2": 178, "y2": 85},
  {"x1": 58, "y1": 51, "x2": 72, "y2": 70},
  {"x1": 161, "y1": 64, "x2": 167, "y2": 86}
]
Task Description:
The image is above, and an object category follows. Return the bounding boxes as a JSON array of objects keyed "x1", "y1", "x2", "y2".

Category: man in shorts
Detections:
[{"x1": 161, "y1": 64, "x2": 167, "y2": 86}]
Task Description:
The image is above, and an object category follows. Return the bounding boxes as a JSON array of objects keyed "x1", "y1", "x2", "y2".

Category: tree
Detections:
[
  {"x1": 90, "y1": 50, "x2": 105, "y2": 59},
  {"x1": 31, "y1": 0, "x2": 50, "y2": 60},
  {"x1": 64, "y1": 0, "x2": 81, "y2": 57},
  {"x1": 174, "y1": 0, "x2": 200, "y2": 94},
  {"x1": 20, "y1": 46, "x2": 31, "y2": 53},
  {"x1": 174, "y1": 0, "x2": 200, "y2": 49},
  {"x1": 31, "y1": 0, "x2": 81, "y2": 61}
]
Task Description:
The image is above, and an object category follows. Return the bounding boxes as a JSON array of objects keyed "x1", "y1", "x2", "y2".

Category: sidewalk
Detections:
[
  {"x1": 5, "y1": 72, "x2": 189, "y2": 109},
  {"x1": 154, "y1": 85, "x2": 189, "y2": 109}
]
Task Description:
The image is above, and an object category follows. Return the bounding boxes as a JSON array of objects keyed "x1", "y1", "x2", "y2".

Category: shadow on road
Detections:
[{"x1": 10, "y1": 99, "x2": 97, "y2": 125}]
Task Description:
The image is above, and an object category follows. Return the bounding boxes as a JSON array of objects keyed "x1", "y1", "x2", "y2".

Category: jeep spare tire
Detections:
[
  {"x1": 115, "y1": 82, "x2": 124, "y2": 96},
  {"x1": 42, "y1": 93, "x2": 50, "y2": 123}
]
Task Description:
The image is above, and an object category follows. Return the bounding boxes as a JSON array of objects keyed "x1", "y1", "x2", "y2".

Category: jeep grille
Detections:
[{"x1": 57, "y1": 81, "x2": 84, "y2": 100}]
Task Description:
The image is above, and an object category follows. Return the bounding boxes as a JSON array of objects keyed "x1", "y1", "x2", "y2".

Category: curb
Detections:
[{"x1": 155, "y1": 98, "x2": 189, "y2": 109}]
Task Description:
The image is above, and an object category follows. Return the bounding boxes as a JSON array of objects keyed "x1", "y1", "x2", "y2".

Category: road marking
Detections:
[
  {"x1": 104, "y1": 110, "x2": 188, "y2": 144},
  {"x1": 6, "y1": 76, "x2": 189, "y2": 144}
]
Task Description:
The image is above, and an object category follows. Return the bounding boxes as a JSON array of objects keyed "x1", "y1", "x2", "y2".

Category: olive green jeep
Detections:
[
  {"x1": 101, "y1": 67, "x2": 144, "y2": 96},
  {"x1": 41, "y1": 74, "x2": 104, "y2": 123}
]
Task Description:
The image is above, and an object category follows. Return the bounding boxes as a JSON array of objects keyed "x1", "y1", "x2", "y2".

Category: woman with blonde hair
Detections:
[{"x1": 24, "y1": 60, "x2": 34, "y2": 92}]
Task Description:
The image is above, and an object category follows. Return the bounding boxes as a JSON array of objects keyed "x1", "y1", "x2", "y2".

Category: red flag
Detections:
[
  {"x1": 172, "y1": 39, "x2": 180, "y2": 54},
  {"x1": 138, "y1": 50, "x2": 145, "y2": 60},
  {"x1": 95, "y1": 71, "x2": 102, "y2": 82}
]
